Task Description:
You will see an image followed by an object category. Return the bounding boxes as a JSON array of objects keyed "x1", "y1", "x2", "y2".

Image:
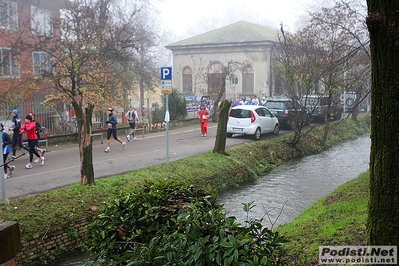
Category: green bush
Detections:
[
  {"x1": 161, "y1": 89, "x2": 187, "y2": 120},
  {"x1": 85, "y1": 180, "x2": 286, "y2": 265}
]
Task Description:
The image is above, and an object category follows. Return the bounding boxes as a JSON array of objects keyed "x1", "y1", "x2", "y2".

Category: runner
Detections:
[
  {"x1": 104, "y1": 108, "x2": 126, "y2": 153},
  {"x1": 1, "y1": 123, "x2": 15, "y2": 179},
  {"x1": 197, "y1": 105, "x2": 209, "y2": 137},
  {"x1": 9, "y1": 109, "x2": 29, "y2": 158},
  {"x1": 29, "y1": 113, "x2": 46, "y2": 163},
  {"x1": 20, "y1": 115, "x2": 45, "y2": 168},
  {"x1": 125, "y1": 106, "x2": 139, "y2": 142}
]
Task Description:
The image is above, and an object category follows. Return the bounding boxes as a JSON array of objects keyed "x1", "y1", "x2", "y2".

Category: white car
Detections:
[{"x1": 227, "y1": 105, "x2": 280, "y2": 140}]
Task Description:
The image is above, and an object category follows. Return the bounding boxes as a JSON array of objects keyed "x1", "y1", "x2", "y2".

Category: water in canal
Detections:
[
  {"x1": 56, "y1": 136, "x2": 370, "y2": 265},
  {"x1": 217, "y1": 135, "x2": 370, "y2": 228}
]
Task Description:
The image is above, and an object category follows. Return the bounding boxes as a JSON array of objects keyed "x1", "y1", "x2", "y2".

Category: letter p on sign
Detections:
[{"x1": 161, "y1": 67, "x2": 172, "y2": 80}]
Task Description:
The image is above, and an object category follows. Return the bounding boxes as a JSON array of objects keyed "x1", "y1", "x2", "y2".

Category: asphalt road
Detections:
[{"x1": 3, "y1": 123, "x2": 284, "y2": 200}]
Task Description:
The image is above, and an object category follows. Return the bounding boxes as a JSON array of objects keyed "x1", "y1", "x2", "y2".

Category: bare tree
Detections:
[
  {"x1": 274, "y1": 25, "x2": 325, "y2": 146},
  {"x1": 275, "y1": 0, "x2": 370, "y2": 147},
  {"x1": 127, "y1": 8, "x2": 166, "y2": 111},
  {"x1": 307, "y1": 1, "x2": 369, "y2": 146},
  {"x1": 309, "y1": 0, "x2": 370, "y2": 122}
]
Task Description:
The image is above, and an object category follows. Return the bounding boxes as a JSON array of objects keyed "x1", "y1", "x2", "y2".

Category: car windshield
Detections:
[
  {"x1": 230, "y1": 109, "x2": 251, "y2": 118},
  {"x1": 265, "y1": 102, "x2": 285, "y2": 109}
]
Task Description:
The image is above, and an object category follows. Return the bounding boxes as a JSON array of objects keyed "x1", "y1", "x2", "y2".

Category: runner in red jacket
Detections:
[
  {"x1": 198, "y1": 105, "x2": 209, "y2": 137},
  {"x1": 20, "y1": 115, "x2": 45, "y2": 168}
]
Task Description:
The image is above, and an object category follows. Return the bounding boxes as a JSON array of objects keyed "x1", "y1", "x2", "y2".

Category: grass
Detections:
[
  {"x1": 0, "y1": 114, "x2": 371, "y2": 264},
  {"x1": 278, "y1": 172, "x2": 369, "y2": 265}
]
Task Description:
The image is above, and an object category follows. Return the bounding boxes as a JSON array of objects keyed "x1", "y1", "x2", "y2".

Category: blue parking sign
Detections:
[{"x1": 161, "y1": 67, "x2": 172, "y2": 80}]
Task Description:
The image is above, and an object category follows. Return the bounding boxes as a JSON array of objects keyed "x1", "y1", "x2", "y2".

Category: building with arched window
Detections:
[{"x1": 165, "y1": 21, "x2": 279, "y2": 103}]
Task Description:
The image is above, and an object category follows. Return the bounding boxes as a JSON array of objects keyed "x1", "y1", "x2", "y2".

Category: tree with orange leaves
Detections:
[{"x1": 26, "y1": 0, "x2": 154, "y2": 185}]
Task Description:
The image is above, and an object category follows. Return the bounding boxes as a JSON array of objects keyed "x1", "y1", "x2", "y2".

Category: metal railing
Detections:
[{"x1": 91, "y1": 122, "x2": 103, "y2": 144}]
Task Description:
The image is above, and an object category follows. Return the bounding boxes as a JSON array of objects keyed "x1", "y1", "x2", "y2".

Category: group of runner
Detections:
[
  {"x1": 104, "y1": 107, "x2": 139, "y2": 153},
  {"x1": 2, "y1": 110, "x2": 46, "y2": 179},
  {"x1": 2, "y1": 106, "x2": 149, "y2": 178}
]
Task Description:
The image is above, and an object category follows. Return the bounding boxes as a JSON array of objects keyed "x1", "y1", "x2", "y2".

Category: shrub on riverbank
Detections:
[
  {"x1": 85, "y1": 179, "x2": 286, "y2": 265},
  {"x1": 0, "y1": 115, "x2": 370, "y2": 265}
]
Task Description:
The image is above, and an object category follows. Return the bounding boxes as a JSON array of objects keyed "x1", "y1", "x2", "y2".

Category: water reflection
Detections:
[{"x1": 217, "y1": 136, "x2": 370, "y2": 228}]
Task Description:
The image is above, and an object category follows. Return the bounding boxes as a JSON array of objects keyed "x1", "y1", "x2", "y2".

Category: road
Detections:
[{"x1": 4, "y1": 123, "x2": 284, "y2": 200}]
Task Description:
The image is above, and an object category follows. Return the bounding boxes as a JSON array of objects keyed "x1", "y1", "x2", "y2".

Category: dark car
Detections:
[
  {"x1": 301, "y1": 95, "x2": 343, "y2": 122},
  {"x1": 264, "y1": 99, "x2": 310, "y2": 129}
]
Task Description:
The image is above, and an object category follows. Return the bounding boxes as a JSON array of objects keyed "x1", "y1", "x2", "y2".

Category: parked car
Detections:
[
  {"x1": 227, "y1": 105, "x2": 280, "y2": 140},
  {"x1": 264, "y1": 99, "x2": 310, "y2": 129},
  {"x1": 301, "y1": 95, "x2": 343, "y2": 122}
]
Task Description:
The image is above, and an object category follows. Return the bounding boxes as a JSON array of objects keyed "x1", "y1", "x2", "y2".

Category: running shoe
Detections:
[
  {"x1": 104, "y1": 147, "x2": 111, "y2": 153},
  {"x1": 25, "y1": 163, "x2": 32, "y2": 169},
  {"x1": 4, "y1": 174, "x2": 10, "y2": 179},
  {"x1": 122, "y1": 142, "x2": 126, "y2": 149},
  {"x1": 41, "y1": 149, "x2": 46, "y2": 157},
  {"x1": 10, "y1": 165, "x2": 15, "y2": 176},
  {"x1": 34, "y1": 157, "x2": 40, "y2": 163},
  {"x1": 133, "y1": 137, "x2": 138, "y2": 141},
  {"x1": 126, "y1": 135, "x2": 131, "y2": 142},
  {"x1": 11, "y1": 155, "x2": 16, "y2": 160},
  {"x1": 40, "y1": 157, "x2": 45, "y2": 166}
]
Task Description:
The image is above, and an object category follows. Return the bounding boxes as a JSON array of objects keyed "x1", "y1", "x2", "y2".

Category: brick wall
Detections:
[{"x1": 15, "y1": 218, "x2": 89, "y2": 265}]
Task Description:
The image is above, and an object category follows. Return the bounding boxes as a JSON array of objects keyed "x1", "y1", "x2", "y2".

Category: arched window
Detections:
[
  {"x1": 182, "y1": 67, "x2": 192, "y2": 94},
  {"x1": 207, "y1": 62, "x2": 224, "y2": 97},
  {"x1": 242, "y1": 66, "x2": 254, "y2": 94}
]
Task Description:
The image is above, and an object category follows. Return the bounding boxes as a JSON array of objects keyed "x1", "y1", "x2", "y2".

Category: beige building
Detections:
[{"x1": 165, "y1": 21, "x2": 280, "y2": 103}]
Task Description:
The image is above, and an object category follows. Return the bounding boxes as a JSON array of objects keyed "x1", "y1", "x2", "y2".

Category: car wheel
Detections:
[
  {"x1": 333, "y1": 112, "x2": 342, "y2": 120},
  {"x1": 273, "y1": 124, "x2": 280, "y2": 135},
  {"x1": 346, "y1": 98, "x2": 355, "y2": 106},
  {"x1": 288, "y1": 119, "x2": 296, "y2": 130},
  {"x1": 306, "y1": 115, "x2": 311, "y2": 125},
  {"x1": 226, "y1": 133, "x2": 233, "y2": 138},
  {"x1": 253, "y1": 127, "x2": 261, "y2": 140}
]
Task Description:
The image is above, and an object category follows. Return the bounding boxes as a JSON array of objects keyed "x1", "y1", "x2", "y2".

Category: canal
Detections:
[
  {"x1": 56, "y1": 135, "x2": 371, "y2": 265},
  {"x1": 217, "y1": 135, "x2": 370, "y2": 228}
]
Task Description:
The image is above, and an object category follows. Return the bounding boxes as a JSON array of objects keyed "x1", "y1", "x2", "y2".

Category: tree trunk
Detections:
[
  {"x1": 212, "y1": 100, "x2": 231, "y2": 155},
  {"x1": 321, "y1": 92, "x2": 334, "y2": 148},
  {"x1": 73, "y1": 95, "x2": 95, "y2": 185},
  {"x1": 366, "y1": 0, "x2": 399, "y2": 245}
]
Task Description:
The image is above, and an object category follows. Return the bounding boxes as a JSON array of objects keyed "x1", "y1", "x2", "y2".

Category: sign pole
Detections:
[
  {"x1": 0, "y1": 153, "x2": 5, "y2": 201},
  {"x1": 0, "y1": 138, "x2": 6, "y2": 201},
  {"x1": 161, "y1": 66, "x2": 172, "y2": 165},
  {"x1": 165, "y1": 93, "x2": 170, "y2": 164}
]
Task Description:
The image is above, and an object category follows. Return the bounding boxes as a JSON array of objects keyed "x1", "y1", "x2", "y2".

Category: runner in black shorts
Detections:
[{"x1": 104, "y1": 108, "x2": 126, "y2": 153}]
